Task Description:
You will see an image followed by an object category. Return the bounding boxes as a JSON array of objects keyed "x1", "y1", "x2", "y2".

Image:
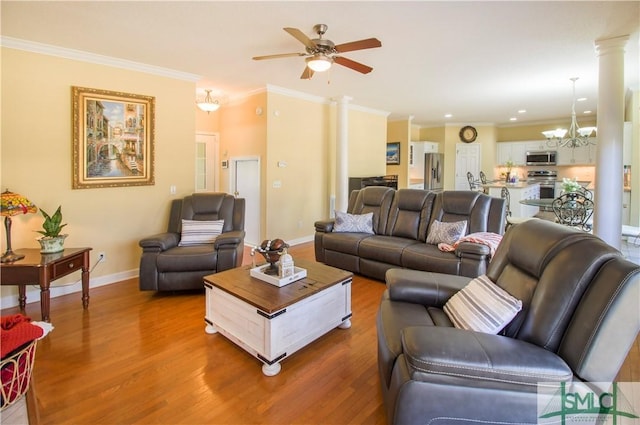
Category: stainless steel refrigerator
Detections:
[{"x1": 424, "y1": 153, "x2": 444, "y2": 191}]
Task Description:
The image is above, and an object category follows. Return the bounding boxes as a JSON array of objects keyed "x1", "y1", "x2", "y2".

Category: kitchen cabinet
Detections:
[
  {"x1": 524, "y1": 141, "x2": 549, "y2": 152},
  {"x1": 424, "y1": 142, "x2": 439, "y2": 153},
  {"x1": 496, "y1": 142, "x2": 526, "y2": 166},
  {"x1": 556, "y1": 139, "x2": 596, "y2": 165}
]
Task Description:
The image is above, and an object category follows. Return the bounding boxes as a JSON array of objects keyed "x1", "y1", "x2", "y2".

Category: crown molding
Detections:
[
  {"x1": 1, "y1": 36, "x2": 201, "y2": 82},
  {"x1": 266, "y1": 84, "x2": 330, "y2": 104},
  {"x1": 348, "y1": 103, "x2": 390, "y2": 117}
]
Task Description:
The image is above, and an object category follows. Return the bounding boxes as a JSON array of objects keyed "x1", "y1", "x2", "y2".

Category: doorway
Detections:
[
  {"x1": 230, "y1": 156, "x2": 260, "y2": 247},
  {"x1": 195, "y1": 132, "x2": 219, "y2": 192},
  {"x1": 455, "y1": 143, "x2": 481, "y2": 190}
]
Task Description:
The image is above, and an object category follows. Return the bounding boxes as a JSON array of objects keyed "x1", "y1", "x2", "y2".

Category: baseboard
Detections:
[
  {"x1": 2, "y1": 236, "x2": 314, "y2": 310},
  {"x1": 0, "y1": 268, "x2": 139, "y2": 309}
]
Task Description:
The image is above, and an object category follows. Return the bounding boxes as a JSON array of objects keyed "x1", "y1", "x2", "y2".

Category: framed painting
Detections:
[
  {"x1": 386, "y1": 142, "x2": 400, "y2": 165},
  {"x1": 72, "y1": 86, "x2": 155, "y2": 189}
]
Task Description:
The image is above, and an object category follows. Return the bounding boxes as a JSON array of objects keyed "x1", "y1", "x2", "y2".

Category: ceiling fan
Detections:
[{"x1": 252, "y1": 24, "x2": 382, "y2": 79}]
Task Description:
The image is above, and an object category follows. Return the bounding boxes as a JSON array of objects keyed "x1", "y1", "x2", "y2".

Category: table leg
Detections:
[
  {"x1": 18, "y1": 285, "x2": 27, "y2": 311},
  {"x1": 81, "y1": 251, "x2": 90, "y2": 309},
  {"x1": 262, "y1": 362, "x2": 281, "y2": 376},
  {"x1": 40, "y1": 287, "x2": 50, "y2": 322}
]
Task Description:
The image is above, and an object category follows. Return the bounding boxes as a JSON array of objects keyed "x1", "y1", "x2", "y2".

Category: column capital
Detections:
[
  {"x1": 331, "y1": 95, "x2": 353, "y2": 104},
  {"x1": 594, "y1": 35, "x2": 629, "y2": 55}
]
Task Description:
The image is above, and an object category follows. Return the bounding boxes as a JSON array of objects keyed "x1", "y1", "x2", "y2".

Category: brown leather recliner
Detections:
[
  {"x1": 139, "y1": 193, "x2": 245, "y2": 291},
  {"x1": 377, "y1": 219, "x2": 640, "y2": 424}
]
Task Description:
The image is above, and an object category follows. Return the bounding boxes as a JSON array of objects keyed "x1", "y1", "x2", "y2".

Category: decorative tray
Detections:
[{"x1": 250, "y1": 265, "x2": 307, "y2": 287}]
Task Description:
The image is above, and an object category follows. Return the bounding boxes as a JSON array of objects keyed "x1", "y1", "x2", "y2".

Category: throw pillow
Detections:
[
  {"x1": 333, "y1": 211, "x2": 374, "y2": 234},
  {"x1": 426, "y1": 220, "x2": 467, "y2": 245},
  {"x1": 443, "y1": 274, "x2": 522, "y2": 334},
  {"x1": 178, "y1": 219, "x2": 224, "y2": 246}
]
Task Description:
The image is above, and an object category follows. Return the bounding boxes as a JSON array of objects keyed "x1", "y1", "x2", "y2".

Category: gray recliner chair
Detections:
[
  {"x1": 377, "y1": 219, "x2": 640, "y2": 424},
  {"x1": 139, "y1": 193, "x2": 245, "y2": 291}
]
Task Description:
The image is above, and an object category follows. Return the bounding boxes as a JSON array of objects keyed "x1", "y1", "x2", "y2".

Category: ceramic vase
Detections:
[{"x1": 38, "y1": 234, "x2": 68, "y2": 254}]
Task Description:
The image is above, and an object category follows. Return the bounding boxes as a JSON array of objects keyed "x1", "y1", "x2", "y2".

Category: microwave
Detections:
[{"x1": 526, "y1": 151, "x2": 557, "y2": 166}]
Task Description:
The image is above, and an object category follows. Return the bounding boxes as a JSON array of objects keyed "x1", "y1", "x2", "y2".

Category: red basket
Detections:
[{"x1": 0, "y1": 339, "x2": 37, "y2": 410}]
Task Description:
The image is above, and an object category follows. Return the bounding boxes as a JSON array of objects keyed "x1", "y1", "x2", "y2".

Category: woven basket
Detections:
[{"x1": 0, "y1": 339, "x2": 37, "y2": 410}]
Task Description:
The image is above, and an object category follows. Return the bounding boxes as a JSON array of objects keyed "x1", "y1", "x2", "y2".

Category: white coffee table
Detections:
[{"x1": 204, "y1": 259, "x2": 353, "y2": 376}]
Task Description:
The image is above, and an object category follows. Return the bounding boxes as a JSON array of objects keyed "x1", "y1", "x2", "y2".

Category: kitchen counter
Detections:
[
  {"x1": 486, "y1": 182, "x2": 541, "y2": 218},
  {"x1": 483, "y1": 181, "x2": 539, "y2": 189}
]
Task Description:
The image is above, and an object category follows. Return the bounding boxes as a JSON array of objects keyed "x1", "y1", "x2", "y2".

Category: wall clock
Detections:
[{"x1": 459, "y1": 126, "x2": 477, "y2": 143}]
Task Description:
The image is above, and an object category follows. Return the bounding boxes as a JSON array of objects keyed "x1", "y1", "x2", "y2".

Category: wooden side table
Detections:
[{"x1": 0, "y1": 248, "x2": 92, "y2": 322}]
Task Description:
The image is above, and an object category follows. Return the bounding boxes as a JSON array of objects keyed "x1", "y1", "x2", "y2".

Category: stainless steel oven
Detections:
[{"x1": 527, "y1": 170, "x2": 557, "y2": 199}]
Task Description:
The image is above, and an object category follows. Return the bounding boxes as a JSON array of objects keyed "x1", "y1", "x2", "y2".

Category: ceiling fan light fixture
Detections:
[
  {"x1": 306, "y1": 54, "x2": 333, "y2": 72},
  {"x1": 196, "y1": 89, "x2": 220, "y2": 113}
]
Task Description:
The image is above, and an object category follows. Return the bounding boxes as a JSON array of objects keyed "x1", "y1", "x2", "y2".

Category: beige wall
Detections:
[
  {"x1": 497, "y1": 119, "x2": 597, "y2": 142},
  {"x1": 214, "y1": 90, "x2": 387, "y2": 243},
  {"x1": 265, "y1": 92, "x2": 328, "y2": 241},
  {"x1": 196, "y1": 107, "x2": 220, "y2": 133},
  {"x1": 387, "y1": 119, "x2": 411, "y2": 188},
  {"x1": 218, "y1": 91, "x2": 268, "y2": 240},
  {"x1": 348, "y1": 108, "x2": 387, "y2": 178},
  {"x1": 1, "y1": 47, "x2": 196, "y2": 301}
]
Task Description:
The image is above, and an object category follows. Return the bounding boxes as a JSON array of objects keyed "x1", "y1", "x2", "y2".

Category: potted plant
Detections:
[
  {"x1": 36, "y1": 206, "x2": 68, "y2": 253},
  {"x1": 561, "y1": 177, "x2": 582, "y2": 194},
  {"x1": 505, "y1": 160, "x2": 514, "y2": 183}
]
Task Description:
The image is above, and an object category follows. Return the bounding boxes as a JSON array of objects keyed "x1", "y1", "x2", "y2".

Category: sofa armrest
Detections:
[
  {"x1": 402, "y1": 326, "x2": 573, "y2": 386},
  {"x1": 385, "y1": 269, "x2": 471, "y2": 307},
  {"x1": 139, "y1": 232, "x2": 180, "y2": 252},
  {"x1": 214, "y1": 230, "x2": 245, "y2": 248},
  {"x1": 315, "y1": 219, "x2": 335, "y2": 233},
  {"x1": 455, "y1": 241, "x2": 490, "y2": 257}
]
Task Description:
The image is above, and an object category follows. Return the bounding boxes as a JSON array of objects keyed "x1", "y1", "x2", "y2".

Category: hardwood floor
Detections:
[
  {"x1": 2, "y1": 242, "x2": 638, "y2": 424},
  {"x1": 2, "y1": 243, "x2": 387, "y2": 424}
]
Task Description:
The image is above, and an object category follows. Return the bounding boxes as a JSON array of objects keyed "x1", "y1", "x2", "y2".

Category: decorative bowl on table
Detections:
[{"x1": 251, "y1": 238, "x2": 289, "y2": 275}]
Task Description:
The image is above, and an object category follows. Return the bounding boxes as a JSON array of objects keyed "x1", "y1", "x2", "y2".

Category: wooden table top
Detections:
[
  {"x1": 0, "y1": 248, "x2": 91, "y2": 268},
  {"x1": 203, "y1": 259, "x2": 353, "y2": 314}
]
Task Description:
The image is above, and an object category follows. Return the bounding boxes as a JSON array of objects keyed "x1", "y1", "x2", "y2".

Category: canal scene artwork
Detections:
[{"x1": 72, "y1": 87, "x2": 155, "y2": 189}]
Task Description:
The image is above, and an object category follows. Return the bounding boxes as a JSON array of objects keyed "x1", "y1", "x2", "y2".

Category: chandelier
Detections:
[
  {"x1": 196, "y1": 90, "x2": 220, "y2": 113},
  {"x1": 542, "y1": 77, "x2": 596, "y2": 148}
]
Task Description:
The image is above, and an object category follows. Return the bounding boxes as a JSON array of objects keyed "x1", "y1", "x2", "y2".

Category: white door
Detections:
[
  {"x1": 455, "y1": 143, "x2": 481, "y2": 190},
  {"x1": 230, "y1": 157, "x2": 260, "y2": 247},
  {"x1": 195, "y1": 133, "x2": 219, "y2": 192}
]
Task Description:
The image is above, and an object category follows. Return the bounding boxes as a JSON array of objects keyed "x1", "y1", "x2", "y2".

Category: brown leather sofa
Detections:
[
  {"x1": 314, "y1": 187, "x2": 507, "y2": 280},
  {"x1": 377, "y1": 219, "x2": 640, "y2": 424},
  {"x1": 138, "y1": 193, "x2": 245, "y2": 291}
]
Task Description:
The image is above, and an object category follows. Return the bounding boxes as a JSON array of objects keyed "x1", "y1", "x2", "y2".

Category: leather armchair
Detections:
[
  {"x1": 139, "y1": 193, "x2": 245, "y2": 291},
  {"x1": 377, "y1": 219, "x2": 640, "y2": 424}
]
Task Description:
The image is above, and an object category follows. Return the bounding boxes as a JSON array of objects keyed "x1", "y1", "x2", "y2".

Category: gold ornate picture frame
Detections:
[{"x1": 72, "y1": 86, "x2": 155, "y2": 189}]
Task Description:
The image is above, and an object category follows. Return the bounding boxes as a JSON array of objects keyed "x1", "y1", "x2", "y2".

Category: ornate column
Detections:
[
  {"x1": 334, "y1": 96, "x2": 352, "y2": 213},
  {"x1": 593, "y1": 35, "x2": 628, "y2": 249}
]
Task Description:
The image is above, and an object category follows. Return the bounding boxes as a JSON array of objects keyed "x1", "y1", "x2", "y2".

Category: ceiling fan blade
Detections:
[
  {"x1": 284, "y1": 27, "x2": 317, "y2": 50},
  {"x1": 335, "y1": 38, "x2": 382, "y2": 53},
  {"x1": 252, "y1": 52, "x2": 306, "y2": 60},
  {"x1": 300, "y1": 66, "x2": 314, "y2": 80},
  {"x1": 334, "y1": 56, "x2": 373, "y2": 74}
]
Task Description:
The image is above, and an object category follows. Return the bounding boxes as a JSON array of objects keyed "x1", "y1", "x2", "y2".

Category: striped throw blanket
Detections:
[{"x1": 438, "y1": 232, "x2": 503, "y2": 257}]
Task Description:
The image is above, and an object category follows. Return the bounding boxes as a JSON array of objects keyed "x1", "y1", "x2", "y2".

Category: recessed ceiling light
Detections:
[
  {"x1": 583, "y1": 110, "x2": 592, "y2": 114},
  {"x1": 577, "y1": 97, "x2": 587, "y2": 102},
  {"x1": 518, "y1": 109, "x2": 526, "y2": 114},
  {"x1": 510, "y1": 117, "x2": 517, "y2": 121},
  {"x1": 444, "y1": 113, "x2": 452, "y2": 118}
]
